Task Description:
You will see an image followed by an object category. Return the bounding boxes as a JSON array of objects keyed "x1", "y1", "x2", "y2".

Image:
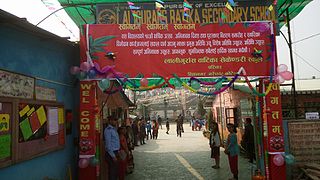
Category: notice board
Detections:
[{"x1": 0, "y1": 97, "x2": 65, "y2": 168}]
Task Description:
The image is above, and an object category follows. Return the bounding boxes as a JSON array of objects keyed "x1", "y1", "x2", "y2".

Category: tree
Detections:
[{"x1": 197, "y1": 98, "x2": 206, "y2": 118}]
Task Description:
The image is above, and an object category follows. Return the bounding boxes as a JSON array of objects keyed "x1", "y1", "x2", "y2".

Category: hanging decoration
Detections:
[
  {"x1": 128, "y1": 1, "x2": 142, "y2": 19},
  {"x1": 183, "y1": 0, "x2": 192, "y2": 23},
  {"x1": 274, "y1": 64, "x2": 294, "y2": 84}
]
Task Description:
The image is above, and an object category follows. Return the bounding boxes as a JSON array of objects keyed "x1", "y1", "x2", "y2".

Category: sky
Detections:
[{"x1": 1, "y1": 0, "x2": 319, "y2": 90}]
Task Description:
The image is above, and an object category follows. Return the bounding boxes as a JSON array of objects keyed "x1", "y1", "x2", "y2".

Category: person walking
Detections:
[
  {"x1": 152, "y1": 120, "x2": 159, "y2": 139},
  {"x1": 104, "y1": 116, "x2": 120, "y2": 180},
  {"x1": 225, "y1": 123, "x2": 240, "y2": 180},
  {"x1": 243, "y1": 117, "x2": 255, "y2": 163},
  {"x1": 157, "y1": 115, "x2": 162, "y2": 129},
  {"x1": 166, "y1": 118, "x2": 170, "y2": 134},
  {"x1": 146, "y1": 121, "x2": 152, "y2": 140},
  {"x1": 209, "y1": 122, "x2": 221, "y2": 169}
]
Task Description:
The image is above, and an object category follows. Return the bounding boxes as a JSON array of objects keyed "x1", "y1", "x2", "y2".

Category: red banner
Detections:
[
  {"x1": 80, "y1": 22, "x2": 274, "y2": 78},
  {"x1": 79, "y1": 81, "x2": 96, "y2": 157},
  {"x1": 265, "y1": 83, "x2": 286, "y2": 179}
]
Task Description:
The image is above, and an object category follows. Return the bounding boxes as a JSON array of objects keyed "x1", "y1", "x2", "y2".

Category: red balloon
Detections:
[{"x1": 140, "y1": 78, "x2": 148, "y2": 87}]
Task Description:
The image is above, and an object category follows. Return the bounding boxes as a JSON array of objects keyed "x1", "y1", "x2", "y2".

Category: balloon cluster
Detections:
[
  {"x1": 274, "y1": 64, "x2": 293, "y2": 84},
  {"x1": 272, "y1": 153, "x2": 295, "y2": 166},
  {"x1": 78, "y1": 156, "x2": 99, "y2": 168},
  {"x1": 70, "y1": 62, "x2": 97, "y2": 80}
]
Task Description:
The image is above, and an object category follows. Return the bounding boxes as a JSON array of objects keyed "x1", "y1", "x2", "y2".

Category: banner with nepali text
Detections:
[{"x1": 81, "y1": 22, "x2": 274, "y2": 78}]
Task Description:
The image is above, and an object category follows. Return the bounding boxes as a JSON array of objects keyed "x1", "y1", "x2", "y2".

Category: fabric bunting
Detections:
[
  {"x1": 184, "y1": 7, "x2": 190, "y2": 12},
  {"x1": 183, "y1": 2, "x2": 192, "y2": 9},
  {"x1": 156, "y1": 0, "x2": 164, "y2": 4},
  {"x1": 268, "y1": 5, "x2": 274, "y2": 11},
  {"x1": 127, "y1": 1, "x2": 134, "y2": 6},
  {"x1": 129, "y1": 5, "x2": 140, "y2": 10},
  {"x1": 155, "y1": 2, "x2": 164, "y2": 9},
  {"x1": 228, "y1": 0, "x2": 235, "y2": 6},
  {"x1": 225, "y1": 2, "x2": 234, "y2": 12}
]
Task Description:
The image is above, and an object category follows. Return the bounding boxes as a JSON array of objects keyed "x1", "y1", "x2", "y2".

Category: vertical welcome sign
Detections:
[
  {"x1": 265, "y1": 83, "x2": 286, "y2": 179},
  {"x1": 79, "y1": 81, "x2": 96, "y2": 158}
]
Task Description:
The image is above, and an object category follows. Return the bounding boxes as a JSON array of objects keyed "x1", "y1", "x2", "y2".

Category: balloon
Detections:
[
  {"x1": 78, "y1": 158, "x2": 89, "y2": 168},
  {"x1": 70, "y1": 66, "x2": 80, "y2": 75},
  {"x1": 140, "y1": 78, "x2": 148, "y2": 87},
  {"x1": 214, "y1": 81, "x2": 223, "y2": 89},
  {"x1": 277, "y1": 64, "x2": 288, "y2": 73},
  {"x1": 280, "y1": 71, "x2": 293, "y2": 80},
  {"x1": 88, "y1": 69, "x2": 96, "y2": 79},
  {"x1": 89, "y1": 157, "x2": 99, "y2": 166},
  {"x1": 77, "y1": 71, "x2": 87, "y2": 80},
  {"x1": 191, "y1": 81, "x2": 201, "y2": 90},
  {"x1": 273, "y1": 154, "x2": 284, "y2": 166},
  {"x1": 285, "y1": 154, "x2": 295, "y2": 165},
  {"x1": 174, "y1": 80, "x2": 182, "y2": 89},
  {"x1": 274, "y1": 74, "x2": 285, "y2": 84},
  {"x1": 80, "y1": 62, "x2": 91, "y2": 72},
  {"x1": 98, "y1": 79, "x2": 110, "y2": 91}
]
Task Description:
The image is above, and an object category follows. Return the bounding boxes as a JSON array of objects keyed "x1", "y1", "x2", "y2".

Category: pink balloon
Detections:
[
  {"x1": 140, "y1": 78, "x2": 148, "y2": 87},
  {"x1": 80, "y1": 62, "x2": 91, "y2": 72},
  {"x1": 280, "y1": 71, "x2": 293, "y2": 80},
  {"x1": 273, "y1": 154, "x2": 284, "y2": 166},
  {"x1": 70, "y1": 66, "x2": 80, "y2": 75},
  {"x1": 274, "y1": 74, "x2": 285, "y2": 84},
  {"x1": 78, "y1": 158, "x2": 89, "y2": 168},
  {"x1": 277, "y1": 64, "x2": 288, "y2": 73}
]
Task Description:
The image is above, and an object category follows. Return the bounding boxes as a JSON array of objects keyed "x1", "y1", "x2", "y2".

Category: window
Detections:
[{"x1": 225, "y1": 108, "x2": 238, "y2": 127}]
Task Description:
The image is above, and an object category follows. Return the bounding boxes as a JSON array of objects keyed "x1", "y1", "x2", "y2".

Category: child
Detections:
[
  {"x1": 166, "y1": 118, "x2": 170, "y2": 134},
  {"x1": 209, "y1": 122, "x2": 221, "y2": 169}
]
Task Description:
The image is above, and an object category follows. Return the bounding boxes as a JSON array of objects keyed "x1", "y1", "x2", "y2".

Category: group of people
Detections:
[
  {"x1": 208, "y1": 117, "x2": 255, "y2": 180},
  {"x1": 191, "y1": 116, "x2": 207, "y2": 131},
  {"x1": 104, "y1": 115, "x2": 166, "y2": 180}
]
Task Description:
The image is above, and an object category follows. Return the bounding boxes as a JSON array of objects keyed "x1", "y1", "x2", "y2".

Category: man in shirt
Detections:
[{"x1": 104, "y1": 116, "x2": 120, "y2": 180}]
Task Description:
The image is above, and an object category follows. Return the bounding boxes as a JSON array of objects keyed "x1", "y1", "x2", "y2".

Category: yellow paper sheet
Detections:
[
  {"x1": 27, "y1": 107, "x2": 35, "y2": 116},
  {"x1": 0, "y1": 114, "x2": 10, "y2": 132},
  {"x1": 19, "y1": 105, "x2": 30, "y2": 117},
  {"x1": 36, "y1": 106, "x2": 47, "y2": 126},
  {"x1": 58, "y1": 108, "x2": 64, "y2": 124}
]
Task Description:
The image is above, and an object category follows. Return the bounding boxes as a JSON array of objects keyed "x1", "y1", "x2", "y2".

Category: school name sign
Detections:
[{"x1": 83, "y1": 22, "x2": 274, "y2": 78}]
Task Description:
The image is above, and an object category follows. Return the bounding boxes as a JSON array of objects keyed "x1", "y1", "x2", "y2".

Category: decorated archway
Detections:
[{"x1": 69, "y1": 1, "x2": 296, "y2": 180}]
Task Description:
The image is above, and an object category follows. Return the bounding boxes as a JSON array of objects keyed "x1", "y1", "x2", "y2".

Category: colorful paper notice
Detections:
[
  {"x1": 0, "y1": 114, "x2": 10, "y2": 132},
  {"x1": 58, "y1": 108, "x2": 64, "y2": 124},
  {"x1": 27, "y1": 107, "x2": 35, "y2": 116},
  {"x1": 20, "y1": 118, "x2": 33, "y2": 141},
  {"x1": 0, "y1": 134, "x2": 11, "y2": 159},
  {"x1": 19, "y1": 105, "x2": 30, "y2": 117},
  {"x1": 36, "y1": 106, "x2": 47, "y2": 126},
  {"x1": 29, "y1": 112, "x2": 41, "y2": 133}
]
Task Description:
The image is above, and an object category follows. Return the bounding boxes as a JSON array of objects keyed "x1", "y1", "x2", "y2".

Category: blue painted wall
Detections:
[{"x1": 0, "y1": 23, "x2": 79, "y2": 180}]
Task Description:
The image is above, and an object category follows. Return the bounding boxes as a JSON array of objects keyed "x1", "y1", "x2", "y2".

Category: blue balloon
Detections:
[
  {"x1": 88, "y1": 69, "x2": 96, "y2": 79},
  {"x1": 77, "y1": 71, "x2": 87, "y2": 80},
  {"x1": 98, "y1": 79, "x2": 110, "y2": 91},
  {"x1": 89, "y1": 157, "x2": 99, "y2": 166},
  {"x1": 191, "y1": 81, "x2": 201, "y2": 90},
  {"x1": 285, "y1": 154, "x2": 295, "y2": 165}
]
